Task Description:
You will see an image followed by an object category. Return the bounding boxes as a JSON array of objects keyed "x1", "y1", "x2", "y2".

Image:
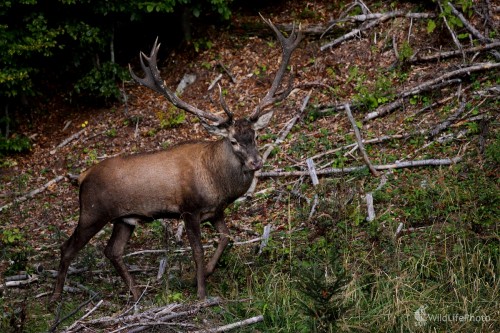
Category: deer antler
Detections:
[
  {"x1": 129, "y1": 38, "x2": 227, "y2": 126},
  {"x1": 250, "y1": 15, "x2": 303, "y2": 120}
]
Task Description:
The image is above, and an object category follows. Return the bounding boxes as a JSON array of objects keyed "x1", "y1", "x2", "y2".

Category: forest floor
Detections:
[{"x1": 0, "y1": 1, "x2": 499, "y2": 332}]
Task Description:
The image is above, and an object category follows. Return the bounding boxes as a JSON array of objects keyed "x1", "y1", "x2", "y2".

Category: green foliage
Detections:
[
  {"x1": 427, "y1": 0, "x2": 475, "y2": 38},
  {"x1": 157, "y1": 106, "x2": 186, "y2": 128},
  {"x1": 74, "y1": 62, "x2": 129, "y2": 101},
  {"x1": 193, "y1": 37, "x2": 214, "y2": 52},
  {"x1": 398, "y1": 41, "x2": 413, "y2": 62},
  {"x1": 0, "y1": 135, "x2": 31, "y2": 155},
  {"x1": 0, "y1": 0, "x2": 233, "y2": 103},
  {"x1": 485, "y1": 133, "x2": 500, "y2": 164},
  {"x1": 0, "y1": 228, "x2": 25, "y2": 245},
  {"x1": 294, "y1": 248, "x2": 351, "y2": 332},
  {"x1": 350, "y1": 66, "x2": 395, "y2": 110},
  {"x1": 427, "y1": 19, "x2": 437, "y2": 34}
]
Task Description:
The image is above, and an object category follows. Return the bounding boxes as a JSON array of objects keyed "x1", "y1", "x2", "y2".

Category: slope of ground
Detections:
[{"x1": 0, "y1": 1, "x2": 498, "y2": 332}]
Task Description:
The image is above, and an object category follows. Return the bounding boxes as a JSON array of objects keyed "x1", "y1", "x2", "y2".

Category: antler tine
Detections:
[
  {"x1": 218, "y1": 84, "x2": 234, "y2": 123},
  {"x1": 250, "y1": 15, "x2": 303, "y2": 120},
  {"x1": 129, "y1": 38, "x2": 226, "y2": 124}
]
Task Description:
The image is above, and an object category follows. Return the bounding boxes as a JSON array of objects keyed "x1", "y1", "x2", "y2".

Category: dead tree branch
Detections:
[
  {"x1": 364, "y1": 78, "x2": 462, "y2": 121},
  {"x1": 50, "y1": 128, "x2": 87, "y2": 154},
  {"x1": 68, "y1": 298, "x2": 222, "y2": 333},
  {"x1": 447, "y1": 1, "x2": 500, "y2": 60},
  {"x1": 192, "y1": 315, "x2": 264, "y2": 333},
  {"x1": 438, "y1": 0, "x2": 465, "y2": 61},
  {"x1": 0, "y1": 175, "x2": 65, "y2": 213},
  {"x1": 429, "y1": 100, "x2": 467, "y2": 137},
  {"x1": 409, "y1": 41, "x2": 500, "y2": 63},
  {"x1": 344, "y1": 104, "x2": 379, "y2": 176},
  {"x1": 320, "y1": 11, "x2": 435, "y2": 50},
  {"x1": 364, "y1": 62, "x2": 500, "y2": 121},
  {"x1": 258, "y1": 157, "x2": 462, "y2": 178}
]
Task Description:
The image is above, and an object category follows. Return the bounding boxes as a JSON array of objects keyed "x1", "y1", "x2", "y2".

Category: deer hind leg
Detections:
[
  {"x1": 205, "y1": 212, "x2": 230, "y2": 277},
  {"x1": 51, "y1": 216, "x2": 107, "y2": 302},
  {"x1": 184, "y1": 212, "x2": 207, "y2": 299},
  {"x1": 103, "y1": 220, "x2": 139, "y2": 301}
]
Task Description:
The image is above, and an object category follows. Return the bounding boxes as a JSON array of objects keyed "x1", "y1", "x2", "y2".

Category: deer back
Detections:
[{"x1": 78, "y1": 119, "x2": 262, "y2": 222}]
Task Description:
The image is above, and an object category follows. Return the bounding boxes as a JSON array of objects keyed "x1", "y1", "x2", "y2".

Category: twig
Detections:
[
  {"x1": 447, "y1": 2, "x2": 494, "y2": 42},
  {"x1": 218, "y1": 62, "x2": 237, "y2": 83},
  {"x1": 63, "y1": 299, "x2": 103, "y2": 333},
  {"x1": 437, "y1": 0, "x2": 465, "y2": 62},
  {"x1": 321, "y1": 11, "x2": 435, "y2": 50},
  {"x1": 49, "y1": 293, "x2": 100, "y2": 332},
  {"x1": 364, "y1": 62, "x2": 500, "y2": 121},
  {"x1": 321, "y1": 15, "x2": 385, "y2": 50},
  {"x1": 429, "y1": 100, "x2": 467, "y2": 137},
  {"x1": 258, "y1": 157, "x2": 462, "y2": 177},
  {"x1": 50, "y1": 128, "x2": 87, "y2": 154},
  {"x1": 365, "y1": 78, "x2": 461, "y2": 121},
  {"x1": 125, "y1": 297, "x2": 221, "y2": 333},
  {"x1": 306, "y1": 158, "x2": 320, "y2": 219},
  {"x1": 0, "y1": 175, "x2": 65, "y2": 213},
  {"x1": 258, "y1": 225, "x2": 272, "y2": 254},
  {"x1": 111, "y1": 321, "x2": 196, "y2": 333},
  {"x1": 344, "y1": 104, "x2": 379, "y2": 177},
  {"x1": 208, "y1": 74, "x2": 223, "y2": 91},
  {"x1": 192, "y1": 315, "x2": 264, "y2": 333},
  {"x1": 447, "y1": 1, "x2": 500, "y2": 60},
  {"x1": 409, "y1": 41, "x2": 500, "y2": 62}
]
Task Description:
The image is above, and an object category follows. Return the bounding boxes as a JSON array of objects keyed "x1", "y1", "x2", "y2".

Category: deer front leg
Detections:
[
  {"x1": 205, "y1": 212, "x2": 230, "y2": 277},
  {"x1": 184, "y1": 213, "x2": 207, "y2": 299}
]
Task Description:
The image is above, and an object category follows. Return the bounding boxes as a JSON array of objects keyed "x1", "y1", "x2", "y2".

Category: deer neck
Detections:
[{"x1": 205, "y1": 139, "x2": 255, "y2": 199}]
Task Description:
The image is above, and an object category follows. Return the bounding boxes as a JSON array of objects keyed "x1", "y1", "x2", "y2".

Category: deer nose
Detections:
[{"x1": 250, "y1": 159, "x2": 263, "y2": 170}]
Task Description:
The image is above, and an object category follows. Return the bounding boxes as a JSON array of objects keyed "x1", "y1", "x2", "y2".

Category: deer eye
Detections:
[{"x1": 230, "y1": 139, "x2": 238, "y2": 146}]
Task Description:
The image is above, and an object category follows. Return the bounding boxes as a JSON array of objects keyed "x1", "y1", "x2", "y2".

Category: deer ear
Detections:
[
  {"x1": 252, "y1": 111, "x2": 274, "y2": 130},
  {"x1": 201, "y1": 122, "x2": 229, "y2": 137}
]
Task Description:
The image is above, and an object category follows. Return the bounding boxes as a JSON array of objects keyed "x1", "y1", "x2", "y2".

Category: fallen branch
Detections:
[
  {"x1": 258, "y1": 157, "x2": 462, "y2": 178},
  {"x1": 0, "y1": 275, "x2": 38, "y2": 289},
  {"x1": 364, "y1": 78, "x2": 462, "y2": 121},
  {"x1": 429, "y1": 100, "x2": 467, "y2": 137},
  {"x1": 409, "y1": 41, "x2": 500, "y2": 63},
  {"x1": 62, "y1": 299, "x2": 104, "y2": 333},
  {"x1": 438, "y1": 0, "x2": 465, "y2": 61},
  {"x1": 50, "y1": 293, "x2": 101, "y2": 333},
  {"x1": 447, "y1": 2, "x2": 500, "y2": 60},
  {"x1": 50, "y1": 128, "x2": 87, "y2": 154},
  {"x1": 344, "y1": 104, "x2": 379, "y2": 176},
  {"x1": 218, "y1": 62, "x2": 237, "y2": 83},
  {"x1": 208, "y1": 74, "x2": 223, "y2": 91},
  {"x1": 192, "y1": 315, "x2": 264, "y2": 333},
  {"x1": 320, "y1": 11, "x2": 435, "y2": 50},
  {"x1": 76, "y1": 297, "x2": 222, "y2": 333},
  {"x1": 364, "y1": 62, "x2": 500, "y2": 121},
  {"x1": 0, "y1": 175, "x2": 65, "y2": 213}
]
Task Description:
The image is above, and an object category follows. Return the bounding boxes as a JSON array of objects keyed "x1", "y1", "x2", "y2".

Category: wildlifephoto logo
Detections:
[
  {"x1": 413, "y1": 305, "x2": 491, "y2": 327},
  {"x1": 414, "y1": 305, "x2": 428, "y2": 326}
]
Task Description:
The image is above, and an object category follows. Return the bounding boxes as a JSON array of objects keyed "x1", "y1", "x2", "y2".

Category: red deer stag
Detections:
[{"x1": 51, "y1": 17, "x2": 302, "y2": 301}]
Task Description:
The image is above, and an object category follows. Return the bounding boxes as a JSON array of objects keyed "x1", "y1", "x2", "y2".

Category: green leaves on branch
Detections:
[
  {"x1": 74, "y1": 62, "x2": 129, "y2": 101},
  {"x1": 427, "y1": 0, "x2": 474, "y2": 36},
  {"x1": 0, "y1": 0, "x2": 233, "y2": 103}
]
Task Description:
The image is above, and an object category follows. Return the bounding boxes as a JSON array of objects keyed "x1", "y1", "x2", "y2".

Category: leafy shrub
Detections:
[
  {"x1": 74, "y1": 62, "x2": 130, "y2": 102},
  {"x1": 0, "y1": 135, "x2": 31, "y2": 155}
]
